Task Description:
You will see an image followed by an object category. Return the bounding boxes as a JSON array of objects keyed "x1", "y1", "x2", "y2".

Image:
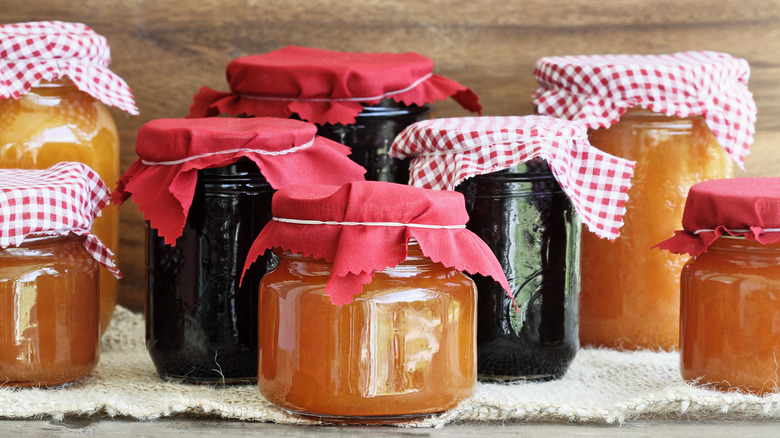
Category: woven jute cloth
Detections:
[{"x1": 2, "y1": 306, "x2": 779, "y2": 427}]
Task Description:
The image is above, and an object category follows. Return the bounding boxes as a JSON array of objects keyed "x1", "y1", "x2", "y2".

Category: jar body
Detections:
[
  {"x1": 0, "y1": 79, "x2": 120, "y2": 334},
  {"x1": 146, "y1": 159, "x2": 274, "y2": 384},
  {"x1": 580, "y1": 108, "x2": 733, "y2": 350},
  {"x1": 0, "y1": 235, "x2": 100, "y2": 387},
  {"x1": 311, "y1": 99, "x2": 432, "y2": 183},
  {"x1": 457, "y1": 159, "x2": 580, "y2": 381},
  {"x1": 681, "y1": 238, "x2": 780, "y2": 395},
  {"x1": 257, "y1": 246, "x2": 477, "y2": 423}
]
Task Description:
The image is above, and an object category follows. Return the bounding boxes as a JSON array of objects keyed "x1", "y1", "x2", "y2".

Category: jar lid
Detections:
[
  {"x1": 241, "y1": 181, "x2": 510, "y2": 305},
  {"x1": 187, "y1": 45, "x2": 481, "y2": 125},
  {"x1": 114, "y1": 117, "x2": 367, "y2": 245},
  {"x1": 0, "y1": 162, "x2": 120, "y2": 277},
  {"x1": 389, "y1": 115, "x2": 636, "y2": 240},
  {"x1": 0, "y1": 21, "x2": 138, "y2": 115},
  {"x1": 533, "y1": 51, "x2": 756, "y2": 169},
  {"x1": 655, "y1": 177, "x2": 780, "y2": 255}
]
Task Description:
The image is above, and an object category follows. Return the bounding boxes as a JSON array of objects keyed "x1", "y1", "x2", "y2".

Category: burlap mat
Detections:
[{"x1": 1, "y1": 306, "x2": 779, "y2": 427}]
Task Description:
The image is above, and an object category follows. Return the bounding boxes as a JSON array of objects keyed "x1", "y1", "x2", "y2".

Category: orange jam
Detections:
[
  {"x1": 680, "y1": 237, "x2": 780, "y2": 395},
  {"x1": 580, "y1": 108, "x2": 733, "y2": 350},
  {"x1": 257, "y1": 242, "x2": 477, "y2": 423},
  {"x1": 0, "y1": 235, "x2": 100, "y2": 387},
  {"x1": 0, "y1": 78, "x2": 119, "y2": 333}
]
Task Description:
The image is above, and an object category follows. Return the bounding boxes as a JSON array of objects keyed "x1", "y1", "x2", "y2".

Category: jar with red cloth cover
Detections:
[
  {"x1": 187, "y1": 46, "x2": 481, "y2": 183},
  {"x1": 390, "y1": 116, "x2": 634, "y2": 381},
  {"x1": 114, "y1": 117, "x2": 365, "y2": 384},
  {"x1": 242, "y1": 182, "x2": 509, "y2": 422},
  {"x1": 0, "y1": 163, "x2": 120, "y2": 387},
  {"x1": 656, "y1": 178, "x2": 780, "y2": 395},
  {"x1": 0, "y1": 21, "x2": 138, "y2": 335},
  {"x1": 534, "y1": 51, "x2": 757, "y2": 350}
]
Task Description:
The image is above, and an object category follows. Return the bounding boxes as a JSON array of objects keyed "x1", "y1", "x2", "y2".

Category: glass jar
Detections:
[
  {"x1": 0, "y1": 235, "x2": 100, "y2": 387},
  {"x1": 680, "y1": 237, "x2": 780, "y2": 395},
  {"x1": 146, "y1": 158, "x2": 274, "y2": 384},
  {"x1": 295, "y1": 98, "x2": 431, "y2": 183},
  {"x1": 257, "y1": 241, "x2": 477, "y2": 423},
  {"x1": 0, "y1": 78, "x2": 120, "y2": 334},
  {"x1": 580, "y1": 108, "x2": 733, "y2": 350},
  {"x1": 457, "y1": 159, "x2": 580, "y2": 381}
]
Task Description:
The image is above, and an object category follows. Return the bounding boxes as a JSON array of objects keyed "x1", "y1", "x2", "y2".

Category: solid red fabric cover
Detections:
[
  {"x1": 242, "y1": 181, "x2": 511, "y2": 306},
  {"x1": 655, "y1": 178, "x2": 780, "y2": 255},
  {"x1": 114, "y1": 117, "x2": 366, "y2": 245},
  {"x1": 187, "y1": 46, "x2": 481, "y2": 125}
]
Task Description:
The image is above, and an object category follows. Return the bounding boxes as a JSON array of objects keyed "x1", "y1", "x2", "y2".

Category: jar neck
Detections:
[
  {"x1": 25, "y1": 77, "x2": 90, "y2": 100},
  {"x1": 277, "y1": 240, "x2": 440, "y2": 272},
  {"x1": 704, "y1": 236, "x2": 780, "y2": 258},
  {"x1": 619, "y1": 106, "x2": 702, "y2": 126}
]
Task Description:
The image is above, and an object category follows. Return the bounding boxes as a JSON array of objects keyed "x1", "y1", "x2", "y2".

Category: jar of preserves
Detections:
[
  {"x1": 390, "y1": 116, "x2": 634, "y2": 381},
  {"x1": 534, "y1": 51, "x2": 757, "y2": 350},
  {"x1": 187, "y1": 46, "x2": 480, "y2": 183},
  {"x1": 657, "y1": 178, "x2": 780, "y2": 395},
  {"x1": 0, "y1": 163, "x2": 119, "y2": 387},
  {"x1": 242, "y1": 182, "x2": 510, "y2": 422},
  {"x1": 0, "y1": 21, "x2": 138, "y2": 334},
  {"x1": 114, "y1": 117, "x2": 365, "y2": 384}
]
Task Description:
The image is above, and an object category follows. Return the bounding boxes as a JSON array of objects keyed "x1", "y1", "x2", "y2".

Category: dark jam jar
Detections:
[
  {"x1": 311, "y1": 99, "x2": 431, "y2": 183},
  {"x1": 457, "y1": 158, "x2": 580, "y2": 381},
  {"x1": 146, "y1": 158, "x2": 274, "y2": 384}
]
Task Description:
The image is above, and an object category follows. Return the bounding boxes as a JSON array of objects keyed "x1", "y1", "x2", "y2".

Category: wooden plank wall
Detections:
[{"x1": 3, "y1": 0, "x2": 780, "y2": 310}]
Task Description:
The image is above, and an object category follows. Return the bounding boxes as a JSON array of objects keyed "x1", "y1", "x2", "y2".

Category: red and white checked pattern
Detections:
[
  {"x1": 390, "y1": 116, "x2": 636, "y2": 240},
  {"x1": 0, "y1": 21, "x2": 138, "y2": 115},
  {"x1": 533, "y1": 51, "x2": 756, "y2": 169},
  {"x1": 0, "y1": 162, "x2": 120, "y2": 277}
]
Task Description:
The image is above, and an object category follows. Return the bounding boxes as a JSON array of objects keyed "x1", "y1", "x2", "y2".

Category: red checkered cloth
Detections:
[
  {"x1": 533, "y1": 51, "x2": 756, "y2": 169},
  {"x1": 187, "y1": 45, "x2": 481, "y2": 125},
  {"x1": 0, "y1": 162, "x2": 120, "y2": 277},
  {"x1": 0, "y1": 21, "x2": 138, "y2": 115},
  {"x1": 390, "y1": 116, "x2": 636, "y2": 240}
]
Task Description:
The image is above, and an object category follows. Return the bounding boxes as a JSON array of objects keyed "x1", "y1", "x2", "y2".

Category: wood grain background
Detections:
[{"x1": 3, "y1": 0, "x2": 779, "y2": 310}]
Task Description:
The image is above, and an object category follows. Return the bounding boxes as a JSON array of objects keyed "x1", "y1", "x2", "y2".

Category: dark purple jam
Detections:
[{"x1": 457, "y1": 158, "x2": 580, "y2": 381}]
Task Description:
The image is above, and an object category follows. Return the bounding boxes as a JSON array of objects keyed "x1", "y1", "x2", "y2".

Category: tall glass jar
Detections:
[
  {"x1": 580, "y1": 108, "x2": 733, "y2": 350},
  {"x1": 680, "y1": 237, "x2": 780, "y2": 395},
  {"x1": 257, "y1": 241, "x2": 477, "y2": 423},
  {"x1": 0, "y1": 78, "x2": 120, "y2": 334},
  {"x1": 0, "y1": 235, "x2": 100, "y2": 387},
  {"x1": 146, "y1": 158, "x2": 274, "y2": 384},
  {"x1": 457, "y1": 159, "x2": 580, "y2": 381}
]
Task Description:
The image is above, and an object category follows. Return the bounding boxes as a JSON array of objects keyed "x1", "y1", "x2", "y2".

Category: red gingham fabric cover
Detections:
[
  {"x1": 0, "y1": 162, "x2": 120, "y2": 277},
  {"x1": 187, "y1": 45, "x2": 481, "y2": 125},
  {"x1": 533, "y1": 51, "x2": 756, "y2": 169},
  {"x1": 655, "y1": 177, "x2": 780, "y2": 256},
  {"x1": 0, "y1": 21, "x2": 138, "y2": 115},
  {"x1": 241, "y1": 181, "x2": 510, "y2": 306},
  {"x1": 390, "y1": 116, "x2": 636, "y2": 240},
  {"x1": 114, "y1": 117, "x2": 367, "y2": 245}
]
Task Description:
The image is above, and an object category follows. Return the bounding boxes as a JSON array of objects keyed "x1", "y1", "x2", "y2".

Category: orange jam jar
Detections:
[
  {"x1": 242, "y1": 182, "x2": 510, "y2": 423},
  {"x1": 533, "y1": 52, "x2": 756, "y2": 350},
  {"x1": 657, "y1": 177, "x2": 780, "y2": 395},
  {"x1": 0, "y1": 22, "x2": 138, "y2": 333}
]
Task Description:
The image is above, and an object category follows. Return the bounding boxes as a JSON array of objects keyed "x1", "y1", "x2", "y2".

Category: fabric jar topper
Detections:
[
  {"x1": 0, "y1": 20, "x2": 138, "y2": 115},
  {"x1": 390, "y1": 115, "x2": 636, "y2": 240},
  {"x1": 114, "y1": 117, "x2": 367, "y2": 245},
  {"x1": 655, "y1": 177, "x2": 780, "y2": 256},
  {"x1": 187, "y1": 45, "x2": 482, "y2": 125},
  {"x1": 0, "y1": 162, "x2": 120, "y2": 277},
  {"x1": 533, "y1": 50, "x2": 757, "y2": 169},
  {"x1": 241, "y1": 181, "x2": 510, "y2": 306}
]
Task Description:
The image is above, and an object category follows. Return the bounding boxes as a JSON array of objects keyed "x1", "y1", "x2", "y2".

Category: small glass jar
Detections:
[
  {"x1": 0, "y1": 78, "x2": 120, "y2": 334},
  {"x1": 457, "y1": 159, "x2": 580, "y2": 381},
  {"x1": 580, "y1": 108, "x2": 733, "y2": 350},
  {"x1": 680, "y1": 237, "x2": 780, "y2": 395},
  {"x1": 257, "y1": 241, "x2": 477, "y2": 423},
  {"x1": 0, "y1": 235, "x2": 100, "y2": 387},
  {"x1": 146, "y1": 158, "x2": 274, "y2": 384}
]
